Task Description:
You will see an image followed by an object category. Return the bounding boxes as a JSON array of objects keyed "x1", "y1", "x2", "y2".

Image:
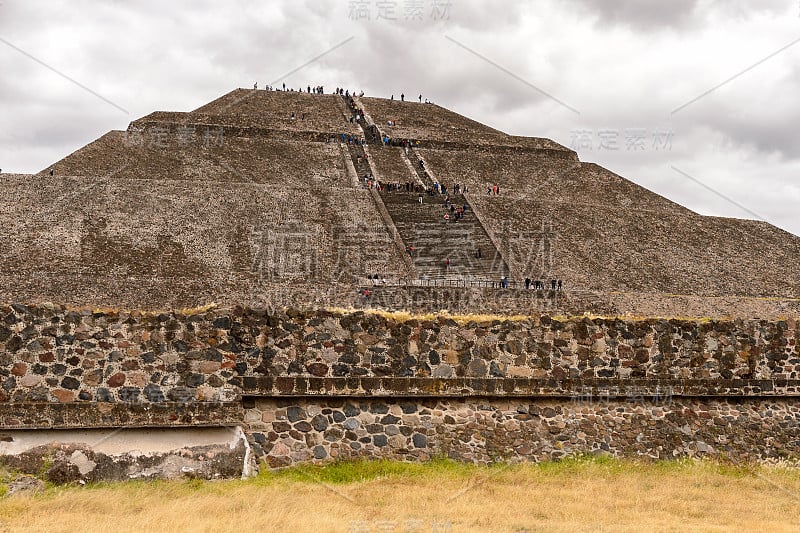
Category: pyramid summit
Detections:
[{"x1": 2, "y1": 87, "x2": 799, "y2": 315}]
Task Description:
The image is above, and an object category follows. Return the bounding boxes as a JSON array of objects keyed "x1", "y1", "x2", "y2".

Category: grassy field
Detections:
[{"x1": 1, "y1": 457, "x2": 800, "y2": 532}]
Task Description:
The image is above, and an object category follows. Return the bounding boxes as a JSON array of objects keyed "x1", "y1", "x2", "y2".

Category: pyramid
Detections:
[{"x1": 0, "y1": 87, "x2": 797, "y2": 310}]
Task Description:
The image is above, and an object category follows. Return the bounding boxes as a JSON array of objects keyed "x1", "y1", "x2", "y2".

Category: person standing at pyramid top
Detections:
[{"x1": 401, "y1": 93, "x2": 404, "y2": 101}]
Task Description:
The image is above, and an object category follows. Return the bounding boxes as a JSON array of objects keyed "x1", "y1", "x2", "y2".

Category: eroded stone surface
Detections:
[
  {"x1": 0, "y1": 440, "x2": 248, "y2": 483},
  {"x1": 245, "y1": 397, "x2": 800, "y2": 467}
]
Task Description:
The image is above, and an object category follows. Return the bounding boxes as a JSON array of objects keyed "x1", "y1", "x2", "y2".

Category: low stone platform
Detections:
[{"x1": 0, "y1": 427, "x2": 251, "y2": 482}]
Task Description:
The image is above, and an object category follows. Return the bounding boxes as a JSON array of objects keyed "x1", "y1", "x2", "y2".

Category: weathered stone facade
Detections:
[
  {"x1": 245, "y1": 397, "x2": 800, "y2": 467},
  {"x1": 1, "y1": 304, "x2": 797, "y2": 407},
  {"x1": 2, "y1": 88, "x2": 798, "y2": 309},
  {"x1": 1, "y1": 304, "x2": 799, "y2": 479}
]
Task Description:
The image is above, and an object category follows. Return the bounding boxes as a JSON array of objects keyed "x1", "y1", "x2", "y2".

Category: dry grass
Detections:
[
  {"x1": 329, "y1": 306, "x2": 532, "y2": 325},
  {"x1": 2, "y1": 458, "x2": 800, "y2": 532}
]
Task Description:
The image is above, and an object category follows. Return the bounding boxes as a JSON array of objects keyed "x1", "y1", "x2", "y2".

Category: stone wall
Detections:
[
  {"x1": 245, "y1": 397, "x2": 800, "y2": 467},
  {"x1": 1, "y1": 304, "x2": 800, "y2": 478},
  {"x1": 1, "y1": 304, "x2": 798, "y2": 413}
]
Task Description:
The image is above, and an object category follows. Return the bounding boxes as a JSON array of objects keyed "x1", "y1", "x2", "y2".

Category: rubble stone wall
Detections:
[
  {"x1": 1, "y1": 304, "x2": 799, "y2": 477},
  {"x1": 245, "y1": 397, "x2": 800, "y2": 467}
]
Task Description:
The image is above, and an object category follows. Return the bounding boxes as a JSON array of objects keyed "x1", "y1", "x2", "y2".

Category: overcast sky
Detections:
[{"x1": 2, "y1": 0, "x2": 799, "y2": 236}]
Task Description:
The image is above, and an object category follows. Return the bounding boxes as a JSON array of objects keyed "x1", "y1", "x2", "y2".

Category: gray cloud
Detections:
[
  {"x1": 0, "y1": 0, "x2": 798, "y2": 237},
  {"x1": 569, "y1": 0, "x2": 701, "y2": 30}
]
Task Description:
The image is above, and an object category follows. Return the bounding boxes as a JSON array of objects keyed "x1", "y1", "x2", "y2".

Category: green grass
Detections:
[{"x1": 6, "y1": 455, "x2": 789, "y2": 496}]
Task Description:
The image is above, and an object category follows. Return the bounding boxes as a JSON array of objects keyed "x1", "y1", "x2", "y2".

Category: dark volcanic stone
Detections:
[
  {"x1": 489, "y1": 361, "x2": 505, "y2": 377},
  {"x1": 173, "y1": 340, "x2": 188, "y2": 352},
  {"x1": 369, "y1": 402, "x2": 389, "y2": 414},
  {"x1": 60, "y1": 376, "x2": 80, "y2": 390},
  {"x1": 306, "y1": 363, "x2": 329, "y2": 377},
  {"x1": 273, "y1": 421, "x2": 291, "y2": 433},
  {"x1": 185, "y1": 373, "x2": 205, "y2": 387},
  {"x1": 332, "y1": 364, "x2": 350, "y2": 377},
  {"x1": 95, "y1": 388, "x2": 113, "y2": 402},
  {"x1": 5, "y1": 336, "x2": 22, "y2": 352},
  {"x1": 286, "y1": 406, "x2": 304, "y2": 422},
  {"x1": 213, "y1": 316, "x2": 232, "y2": 329},
  {"x1": 467, "y1": 358, "x2": 487, "y2": 377},
  {"x1": 342, "y1": 418, "x2": 360, "y2": 430},
  {"x1": 324, "y1": 427, "x2": 344, "y2": 441},
  {"x1": 400, "y1": 402, "x2": 417, "y2": 414},
  {"x1": 381, "y1": 414, "x2": 400, "y2": 425},
  {"x1": 119, "y1": 387, "x2": 140, "y2": 402},
  {"x1": 294, "y1": 421, "x2": 313, "y2": 432},
  {"x1": 143, "y1": 384, "x2": 165, "y2": 402},
  {"x1": 311, "y1": 414, "x2": 329, "y2": 432}
]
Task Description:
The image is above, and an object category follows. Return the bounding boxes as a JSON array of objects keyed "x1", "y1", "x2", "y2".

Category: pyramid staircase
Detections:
[{"x1": 339, "y1": 95, "x2": 510, "y2": 282}]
